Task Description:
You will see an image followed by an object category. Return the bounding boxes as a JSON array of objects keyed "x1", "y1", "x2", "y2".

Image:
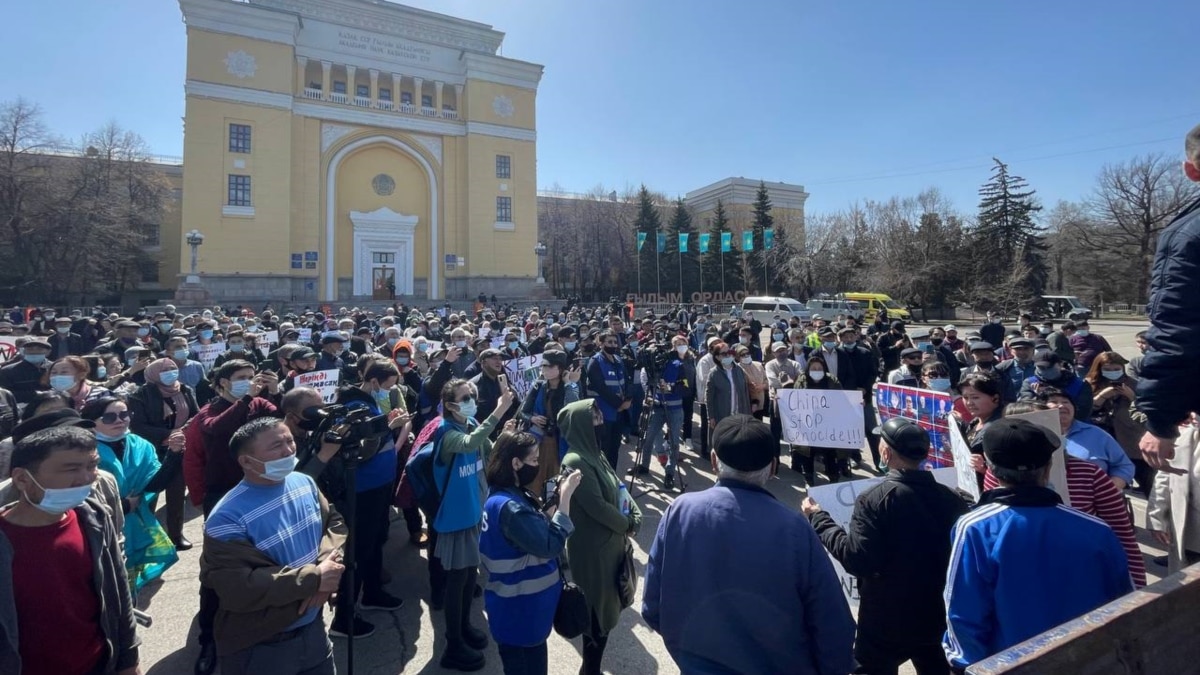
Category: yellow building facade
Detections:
[{"x1": 178, "y1": 0, "x2": 543, "y2": 302}]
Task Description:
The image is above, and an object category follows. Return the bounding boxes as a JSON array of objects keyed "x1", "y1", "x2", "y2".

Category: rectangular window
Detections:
[
  {"x1": 308, "y1": 81, "x2": 322, "y2": 90},
  {"x1": 379, "y1": 88, "x2": 392, "y2": 101},
  {"x1": 421, "y1": 94, "x2": 433, "y2": 108},
  {"x1": 356, "y1": 84, "x2": 369, "y2": 97},
  {"x1": 333, "y1": 81, "x2": 346, "y2": 94},
  {"x1": 141, "y1": 224, "x2": 161, "y2": 247},
  {"x1": 140, "y1": 260, "x2": 160, "y2": 283},
  {"x1": 228, "y1": 123, "x2": 251, "y2": 153},
  {"x1": 372, "y1": 252, "x2": 395, "y2": 264},
  {"x1": 496, "y1": 196, "x2": 512, "y2": 223},
  {"x1": 228, "y1": 175, "x2": 252, "y2": 207},
  {"x1": 401, "y1": 91, "x2": 413, "y2": 105},
  {"x1": 496, "y1": 155, "x2": 511, "y2": 179}
]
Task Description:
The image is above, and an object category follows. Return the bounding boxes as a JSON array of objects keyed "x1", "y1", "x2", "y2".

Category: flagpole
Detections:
[
  {"x1": 678, "y1": 235, "x2": 683, "y2": 300},
  {"x1": 656, "y1": 232, "x2": 662, "y2": 297}
]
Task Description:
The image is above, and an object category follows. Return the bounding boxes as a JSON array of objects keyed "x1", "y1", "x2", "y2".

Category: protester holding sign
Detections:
[
  {"x1": 788, "y1": 354, "x2": 849, "y2": 485},
  {"x1": 956, "y1": 373, "x2": 1005, "y2": 491},
  {"x1": 803, "y1": 418, "x2": 968, "y2": 674}
]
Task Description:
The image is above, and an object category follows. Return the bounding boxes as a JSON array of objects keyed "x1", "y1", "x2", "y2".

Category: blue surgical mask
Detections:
[
  {"x1": 564, "y1": 341, "x2": 577, "y2": 351},
  {"x1": 158, "y1": 322, "x2": 172, "y2": 332},
  {"x1": 23, "y1": 475, "x2": 92, "y2": 515},
  {"x1": 372, "y1": 388, "x2": 390, "y2": 402},
  {"x1": 127, "y1": 358, "x2": 139, "y2": 367},
  {"x1": 1036, "y1": 366, "x2": 1061, "y2": 381},
  {"x1": 508, "y1": 341, "x2": 519, "y2": 349},
  {"x1": 418, "y1": 343, "x2": 429, "y2": 352},
  {"x1": 199, "y1": 330, "x2": 214, "y2": 340},
  {"x1": 387, "y1": 337, "x2": 399, "y2": 348},
  {"x1": 1076, "y1": 329, "x2": 1090, "y2": 337},
  {"x1": 773, "y1": 332, "x2": 784, "y2": 341},
  {"x1": 929, "y1": 377, "x2": 952, "y2": 392},
  {"x1": 229, "y1": 343, "x2": 245, "y2": 352},
  {"x1": 173, "y1": 349, "x2": 189, "y2": 361},
  {"x1": 159, "y1": 370, "x2": 180, "y2": 386},
  {"x1": 137, "y1": 327, "x2": 150, "y2": 337},
  {"x1": 96, "y1": 367, "x2": 107, "y2": 380},
  {"x1": 822, "y1": 341, "x2": 837, "y2": 350},
  {"x1": 229, "y1": 379, "x2": 253, "y2": 398},
  {"x1": 455, "y1": 340, "x2": 468, "y2": 349},
  {"x1": 396, "y1": 356, "x2": 410, "y2": 365},
  {"x1": 56, "y1": 325, "x2": 70, "y2": 335},
  {"x1": 95, "y1": 430, "x2": 128, "y2": 443},
  {"x1": 252, "y1": 454, "x2": 297, "y2": 482},
  {"x1": 50, "y1": 375, "x2": 76, "y2": 392},
  {"x1": 1102, "y1": 370, "x2": 1123, "y2": 381},
  {"x1": 24, "y1": 353, "x2": 46, "y2": 366},
  {"x1": 456, "y1": 398, "x2": 478, "y2": 419},
  {"x1": 720, "y1": 356, "x2": 734, "y2": 367}
]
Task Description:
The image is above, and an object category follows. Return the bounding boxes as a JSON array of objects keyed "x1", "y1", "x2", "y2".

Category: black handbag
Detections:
[
  {"x1": 617, "y1": 537, "x2": 638, "y2": 609},
  {"x1": 553, "y1": 565, "x2": 589, "y2": 639}
]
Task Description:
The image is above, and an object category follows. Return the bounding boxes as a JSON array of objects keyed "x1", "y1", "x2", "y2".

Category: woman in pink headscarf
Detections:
[{"x1": 127, "y1": 358, "x2": 199, "y2": 550}]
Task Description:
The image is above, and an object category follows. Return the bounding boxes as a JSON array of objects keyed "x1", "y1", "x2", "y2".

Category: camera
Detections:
[
  {"x1": 542, "y1": 465, "x2": 574, "y2": 510},
  {"x1": 310, "y1": 404, "x2": 392, "y2": 458}
]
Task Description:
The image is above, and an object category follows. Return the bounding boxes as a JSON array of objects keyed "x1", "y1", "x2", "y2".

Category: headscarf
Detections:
[{"x1": 145, "y1": 358, "x2": 191, "y2": 430}]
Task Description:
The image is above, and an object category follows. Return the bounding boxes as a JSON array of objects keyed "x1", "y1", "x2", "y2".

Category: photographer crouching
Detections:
[
  {"x1": 630, "y1": 333, "x2": 688, "y2": 490},
  {"x1": 296, "y1": 357, "x2": 412, "y2": 639}
]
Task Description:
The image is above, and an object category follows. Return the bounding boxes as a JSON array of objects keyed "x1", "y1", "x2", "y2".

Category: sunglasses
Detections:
[{"x1": 99, "y1": 411, "x2": 132, "y2": 425}]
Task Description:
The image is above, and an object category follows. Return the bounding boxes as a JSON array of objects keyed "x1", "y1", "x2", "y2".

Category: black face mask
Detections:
[
  {"x1": 603, "y1": 345, "x2": 619, "y2": 355},
  {"x1": 515, "y1": 462, "x2": 539, "y2": 487},
  {"x1": 976, "y1": 360, "x2": 994, "y2": 370},
  {"x1": 931, "y1": 338, "x2": 944, "y2": 346}
]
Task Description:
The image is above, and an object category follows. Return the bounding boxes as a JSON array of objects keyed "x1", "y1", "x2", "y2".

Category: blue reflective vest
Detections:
[
  {"x1": 479, "y1": 490, "x2": 561, "y2": 646},
  {"x1": 651, "y1": 358, "x2": 684, "y2": 408},
  {"x1": 587, "y1": 355, "x2": 626, "y2": 422},
  {"x1": 432, "y1": 420, "x2": 485, "y2": 533}
]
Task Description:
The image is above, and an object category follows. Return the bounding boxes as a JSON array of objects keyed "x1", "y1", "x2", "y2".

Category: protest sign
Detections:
[
  {"x1": 874, "y1": 383, "x2": 956, "y2": 469},
  {"x1": 295, "y1": 369, "x2": 340, "y2": 403},
  {"x1": 297, "y1": 328, "x2": 312, "y2": 344},
  {"x1": 777, "y1": 389, "x2": 864, "y2": 450},
  {"x1": 948, "y1": 420, "x2": 980, "y2": 501},
  {"x1": 1005, "y1": 408, "x2": 1072, "y2": 507},
  {"x1": 503, "y1": 354, "x2": 543, "y2": 400},
  {"x1": 193, "y1": 342, "x2": 224, "y2": 371},
  {"x1": 0, "y1": 336, "x2": 17, "y2": 361},
  {"x1": 809, "y1": 467, "x2": 958, "y2": 607},
  {"x1": 256, "y1": 330, "x2": 279, "y2": 359},
  {"x1": 490, "y1": 336, "x2": 506, "y2": 350}
]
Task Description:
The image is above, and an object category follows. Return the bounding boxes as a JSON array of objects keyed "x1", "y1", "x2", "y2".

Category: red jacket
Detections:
[{"x1": 182, "y1": 394, "x2": 279, "y2": 509}]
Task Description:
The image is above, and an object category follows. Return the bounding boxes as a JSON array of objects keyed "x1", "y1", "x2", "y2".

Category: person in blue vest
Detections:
[
  {"x1": 432, "y1": 377, "x2": 515, "y2": 671},
  {"x1": 631, "y1": 335, "x2": 687, "y2": 490},
  {"x1": 1017, "y1": 352, "x2": 1093, "y2": 420},
  {"x1": 586, "y1": 330, "x2": 630, "y2": 471},
  {"x1": 480, "y1": 430, "x2": 581, "y2": 675}
]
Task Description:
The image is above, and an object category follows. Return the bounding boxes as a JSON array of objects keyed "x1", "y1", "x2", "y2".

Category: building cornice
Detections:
[
  {"x1": 295, "y1": 101, "x2": 466, "y2": 137},
  {"x1": 250, "y1": 0, "x2": 505, "y2": 54},
  {"x1": 466, "y1": 122, "x2": 536, "y2": 143},
  {"x1": 179, "y1": 0, "x2": 300, "y2": 45},
  {"x1": 463, "y1": 52, "x2": 544, "y2": 91},
  {"x1": 186, "y1": 80, "x2": 295, "y2": 110}
]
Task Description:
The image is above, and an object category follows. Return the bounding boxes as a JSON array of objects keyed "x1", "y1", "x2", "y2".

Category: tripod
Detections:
[
  {"x1": 340, "y1": 442, "x2": 362, "y2": 675},
  {"x1": 627, "y1": 393, "x2": 688, "y2": 500}
]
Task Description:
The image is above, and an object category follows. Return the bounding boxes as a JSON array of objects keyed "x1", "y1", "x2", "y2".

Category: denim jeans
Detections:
[{"x1": 638, "y1": 404, "x2": 684, "y2": 477}]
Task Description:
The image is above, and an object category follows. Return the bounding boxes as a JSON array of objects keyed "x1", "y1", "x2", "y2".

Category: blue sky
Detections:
[{"x1": 3, "y1": 0, "x2": 1197, "y2": 213}]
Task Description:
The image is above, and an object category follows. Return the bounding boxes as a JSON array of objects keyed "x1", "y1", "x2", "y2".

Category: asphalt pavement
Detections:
[{"x1": 136, "y1": 319, "x2": 1157, "y2": 675}]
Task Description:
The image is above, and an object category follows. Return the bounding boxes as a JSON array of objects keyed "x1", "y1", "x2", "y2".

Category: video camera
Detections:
[
  {"x1": 636, "y1": 337, "x2": 674, "y2": 389},
  {"x1": 308, "y1": 404, "x2": 392, "y2": 460}
]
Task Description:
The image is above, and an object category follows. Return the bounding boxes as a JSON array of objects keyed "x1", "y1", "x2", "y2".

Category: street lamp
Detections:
[
  {"x1": 185, "y1": 229, "x2": 205, "y2": 284},
  {"x1": 533, "y1": 241, "x2": 547, "y2": 284}
]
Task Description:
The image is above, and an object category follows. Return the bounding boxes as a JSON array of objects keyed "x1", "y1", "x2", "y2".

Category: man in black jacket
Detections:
[
  {"x1": 802, "y1": 418, "x2": 968, "y2": 675},
  {"x1": 837, "y1": 326, "x2": 884, "y2": 470},
  {"x1": 1139, "y1": 122, "x2": 1200, "y2": 471}
]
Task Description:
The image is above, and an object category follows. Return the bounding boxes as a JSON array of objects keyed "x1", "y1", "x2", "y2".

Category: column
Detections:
[
  {"x1": 345, "y1": 65, "x2": 357, "y2": 102},
  {"x1": 392, "y1": 74, "x2": 403, "y2": 112},
  {"x1": 369, "y1": 68, "x2": 379, "y2": 108},
  {"x1": 435, "y1": 81, "x2": 444, "y2": 116},
  {"x1": 295, "y1": 55, "x2": 308, "y2": 95},
  {"x1": 413, "y1": 77, "x2": 424, "y2": 110},
  {"x1": 454, "y1": 83, "x2": 464, "y2": 115},
  {"x1": 320, "y1": 60, "x2": 332, "y2": 101}
]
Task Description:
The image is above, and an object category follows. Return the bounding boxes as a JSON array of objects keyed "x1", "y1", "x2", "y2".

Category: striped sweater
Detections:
[{"x1": 984, "y1": 458, "x2": 1146, "y2": 587}]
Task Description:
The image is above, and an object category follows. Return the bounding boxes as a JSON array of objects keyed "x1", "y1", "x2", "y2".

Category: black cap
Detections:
[
  {"x1": 115, "y1": 319, "x2": 140, "y2": 329},
  {"x1": 713, "y1": 415, "x2": 776, "y2": 471},
  {"x1": 1034, "y1": 352, "x2": 1062, "y2": 368},
  {"x1": 969, "y1": 341, "x2": 994, "y2": 352},
  {"x1": 11, "y1": 409, "x2": 95, "y2": 444},
  {"x1": 320, "y1": 333, "x2": 346, "y2": 344},
  {"x1": 982, "y1": 418, "x2": 1060, "y2": 471},
  {"x1": 817, "y1": 326, "x2": 835, "y2": 338},
  {"x1": 873, "y1": 418, "x2": 930, "y2": 460},
  {"x1": 891, "y1": 321, "x2": 905, "y2": 330},
  {"x1": 838, "y1": 325, "x2": 858, "y2": 336},
  {"x1": 901, "y1": 347, "x2": 923, "y2": 358},
  {"x1": 479, "y1": 348, "x2": 505, "y2": 359},
  {"x1": 541, "y1": 349, "x2": 570, "y2": 369},
  {"x1": 289, "y1": 347, "x2": 317, "y2": 361},
  {"x1": 1009, "y1": 338, "x2": 1034, "y2": 348}
]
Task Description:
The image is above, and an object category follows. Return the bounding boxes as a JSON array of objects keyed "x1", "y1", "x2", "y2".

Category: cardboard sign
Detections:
[
  {"x1": 0, "y1": 336, "x2": 17, "y2": 361},
  {"x1": 777, "y1": 388, "x2": 864, "y2": 450},
  {"x1": 503, "y1": 354, "x2": 543, "y2": 401},
  {"x1": 297, "y1": 328, "x2": 312, "y2": 344},
  {"x1": 193, "y1": 342, "x2": 224, "y2": 371},
  {"x1": 809, "y1": 467, "x2": 958, "y2": 607},
  {"x1": 1005, "y1": 409, "x2": 1072, "y2": 507},
  {"x1": 874, "y1": 384, "x2": 956, "y2": 469},
  {"x1": 948, "y1": 420, "x2": 980, "y2": 501},
  {"x1": 295, "y1": 369, "x2": 340, "y2": 403},
  {"x1": 256, "y1": 330, "x2": 279, "y2": 359}
]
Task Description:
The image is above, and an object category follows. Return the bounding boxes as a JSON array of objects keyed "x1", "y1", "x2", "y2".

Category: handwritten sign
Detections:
[
  {"x1": 256, "y1": 330, "x2": 279, "y2": 359},
  {"x1": 503, "y1": 354, "x2": 543, "y2": 401},
  {"x1": 193, "y1": 343, "x2": 224, "y2": 371},
  {"x1": 295, "y1": 369, "x2": 340, "y2": 403},
  {"x1": 297, "y1": 328, "x2": 312, "y2": 344},
  {"x1": 777, "y1": 388, "x2": 864, "y2": 450},
  {"x1": 809, "y1": 468, "x2": 958, "y2": 607},
  {"x1": 874, "y1": 383, "x2": 956, "y2": 469},
  {"x1": 0, "y1": 336, "x2": 17, "y2": 361},
  {"x1": 948, "y1": 420, "x2": 980, "y2": 501}
]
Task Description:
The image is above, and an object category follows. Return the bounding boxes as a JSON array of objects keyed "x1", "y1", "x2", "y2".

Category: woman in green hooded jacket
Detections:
[{"x1": 557, "y1": 399, "x2": 642, "y2": 675}]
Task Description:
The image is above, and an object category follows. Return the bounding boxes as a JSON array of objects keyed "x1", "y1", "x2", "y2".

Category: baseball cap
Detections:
[
  {"x1": 771, "y1": 341, "x2": 788, "y2": 353},
  {"x1": 982, "y1": 418, "x2": 1060, "y2": 471},
  {"x1": 872, "y1": 418, "x2": 930, "y2": 460},
  {"x1": 968, "y1": 341, "x2": 994, "y2": 352},
  {"x1": 943, "y1": 324, "x2": 958, "y2": 332},
  {"x1": 712, "y1": 415, "x2": 775, "y2": 471},
  {"x1": 289, "y1": 347, "x2": 318, "y2": 361}
]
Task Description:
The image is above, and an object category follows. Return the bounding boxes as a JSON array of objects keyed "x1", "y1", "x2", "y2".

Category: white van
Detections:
[{"x1": 740, "y1": 296, "x2": 811, "y2": 324}]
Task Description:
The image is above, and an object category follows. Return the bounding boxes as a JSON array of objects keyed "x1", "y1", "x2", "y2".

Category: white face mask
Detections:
[
  {"x1": 676, "y1": 345, "x2": 688, "y2": 356},
  {"x1": 251, "y1": 454, "x2": 297, "y2": 482},
  {"x1": 740, "y1": 356, "x2": 752, "y2": 365},
  {"x1": 809, "y1": 370, "x2": 826, "y2": 382}
]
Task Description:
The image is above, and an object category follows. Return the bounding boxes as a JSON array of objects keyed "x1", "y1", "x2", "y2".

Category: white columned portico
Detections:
[{"x1": 350, "y1": 207, "x2": 419, "y2": 296}]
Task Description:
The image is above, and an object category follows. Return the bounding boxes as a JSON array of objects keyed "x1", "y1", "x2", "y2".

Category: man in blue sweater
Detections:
[
  {"x1": 943, "y1": 418, "x2": 1133, "y2": 671},
  {"x1": 642, "y1": 415, "x2": 855, "y2": 674}
]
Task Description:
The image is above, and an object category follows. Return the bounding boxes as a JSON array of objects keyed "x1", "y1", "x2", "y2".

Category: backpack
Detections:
[{"x1": 405, "y1": 435, "x2": 453, "y2": 518}]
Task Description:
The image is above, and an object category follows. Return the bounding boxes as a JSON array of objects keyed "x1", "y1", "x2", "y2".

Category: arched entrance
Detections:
[{"x1": 324, "y1": 135, "x2": 439, "y2": 301}]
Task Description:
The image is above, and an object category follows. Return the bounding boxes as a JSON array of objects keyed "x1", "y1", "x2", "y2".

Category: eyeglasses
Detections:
[{"x1": 98, "y1": 411, "x2": 131, "y2": 425}]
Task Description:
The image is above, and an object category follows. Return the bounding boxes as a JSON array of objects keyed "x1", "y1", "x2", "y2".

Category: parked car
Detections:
[
  {"x1": 741, "y1": 296, "x2": 811, "y2": 324},
  {"x1": 805, "y1": 298, "x2": 865, "y2": 322},
  {"x1": 1032, "y1": 295, "x2": 1092, "y2": 321},
  {"x1": 838, "y1": 292, "x2": 912, "y2": 322}
]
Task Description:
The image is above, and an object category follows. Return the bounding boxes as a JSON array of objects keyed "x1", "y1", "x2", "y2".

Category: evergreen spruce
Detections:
[
  {"x1": 701, "y1": 199, "x2": 744, "y2": 294},
  {"x1": 973, "y1": 159, "x2": 1047, "y2": 309},
  {"x1": 633, "y1": 184, "x2": 663, "y2": 296},
  {"x1": 748, "y1": 181, "x2": 774, "y2": 293}
]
